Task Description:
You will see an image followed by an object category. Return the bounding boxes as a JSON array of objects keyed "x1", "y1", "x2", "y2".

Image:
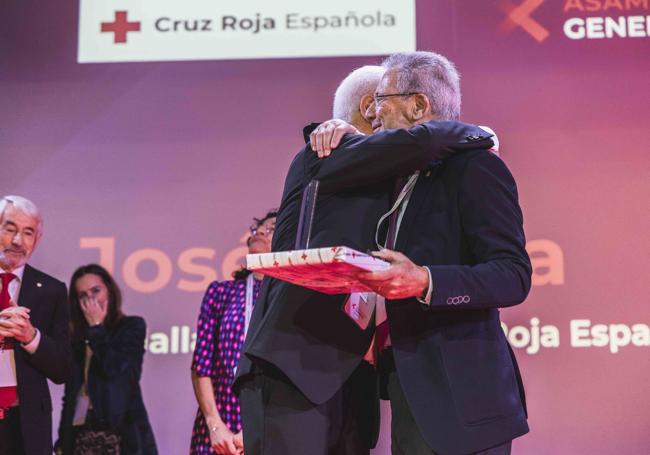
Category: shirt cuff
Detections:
[
  {"x1": 416, "y1": 267, "x2": 433, "y2": 305},
  {"x1": 21, "y1": 328, "x2": 41, "y2": 354}
]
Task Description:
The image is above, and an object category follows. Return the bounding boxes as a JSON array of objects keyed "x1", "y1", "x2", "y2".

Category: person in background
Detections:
[
  {"x1": 56, "y1": 264, "x2": 157, "y2": 455},
  {"x1": 190, "y1": 210, "x2": 277, "y2": 455},
  {"x1": 0, "y1": 195, "x2": 71, "y2": 455}
]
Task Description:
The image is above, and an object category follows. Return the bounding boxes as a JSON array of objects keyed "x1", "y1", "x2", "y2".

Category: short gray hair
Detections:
[
  {"x1": 382, "y1": 51, "x2": 461, "y2": 120},
  {"x1": 332, "y1": 65, "x2": 385, "y2": 122},
  {"x1": 0, "y1": 195, "x2": 43, "y2": 235}
]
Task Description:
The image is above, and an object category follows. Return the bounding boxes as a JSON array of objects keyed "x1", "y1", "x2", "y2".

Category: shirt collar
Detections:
[{"x1": 9, "y1": 265, "x2": 25, "y2": 283}]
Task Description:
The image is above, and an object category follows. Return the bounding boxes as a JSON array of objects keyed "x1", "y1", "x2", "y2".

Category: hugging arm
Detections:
[{"x1": 309, "y1": 121, "x2": 494, "y2": 193}]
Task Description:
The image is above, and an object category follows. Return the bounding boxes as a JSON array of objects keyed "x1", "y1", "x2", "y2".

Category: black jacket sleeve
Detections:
[
  {"x1": 307, "y1": 120, "x2": 494, "y2": 192},
  {"x1": 426, "y1": 151, "x2": 532, "y2": 308},
  {"x1": 86, "y1": 316, "x2": 146, "y2": 378},
  {"x1": 28, "y1": 280, "x2": 72, "y2": 384}
]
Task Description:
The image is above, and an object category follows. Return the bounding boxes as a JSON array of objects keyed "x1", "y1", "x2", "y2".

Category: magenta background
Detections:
[{"x1": 2, "y1": 0, "x2": 649, "y2": 453}]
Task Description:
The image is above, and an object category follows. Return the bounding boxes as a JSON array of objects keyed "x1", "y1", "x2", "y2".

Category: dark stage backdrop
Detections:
[{"x1": 2, "y1": 1, "x2": 649, "y2": 453}]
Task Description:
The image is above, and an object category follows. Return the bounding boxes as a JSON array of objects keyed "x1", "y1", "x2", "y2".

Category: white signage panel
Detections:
[{"x1": 78, "y1": 0, "x2": 416, "y2": 63}]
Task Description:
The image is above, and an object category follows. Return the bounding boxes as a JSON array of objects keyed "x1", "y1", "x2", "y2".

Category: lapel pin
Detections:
[{"x1": 37, "y1": 282, "x2": 42, "y2": 287}]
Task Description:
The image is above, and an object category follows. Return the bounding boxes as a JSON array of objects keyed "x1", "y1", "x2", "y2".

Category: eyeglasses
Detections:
[
  {"x1": 249, "y1": 223, "x2": 275, "y2": 236},
  {"x1": 373, "y1": 92, "x2": 421, "y2": 104}
]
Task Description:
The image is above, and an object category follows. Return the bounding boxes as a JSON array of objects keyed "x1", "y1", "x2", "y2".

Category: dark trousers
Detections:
[
  {"x1": 0, "y1": 407, "x2": 26, "y2": 455},
  {"x1": 239, "y1": 361, "x2": 377, "y2": 455},
  {"x1": 380, "y1": 350, "x2": 512, "y2": 455}
]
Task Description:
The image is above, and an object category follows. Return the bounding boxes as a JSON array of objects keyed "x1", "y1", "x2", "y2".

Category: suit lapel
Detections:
[
  {"x1": 14, "y1": 265, "x2": 39, "y2": 381},
  {"x1": 17, "y1": 264, "x2": 38, "y2": 312},
  {"x1": 395, "y1": 163, "x2": 442, "y2": 252}
]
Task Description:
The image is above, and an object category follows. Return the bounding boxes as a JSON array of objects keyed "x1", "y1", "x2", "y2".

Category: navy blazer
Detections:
[
  {"x1": 14, "y1": 264, "x2": 72, "y2": 455},
  {"x1": 57, "y1": 316, "x2": 157, "y2": 455},
  {"x1": 388, "y1": 149, "x2": 531, "y2": 454},
  {"x1": 236, "y1": 121, "x2": 493, "y2": 414}
]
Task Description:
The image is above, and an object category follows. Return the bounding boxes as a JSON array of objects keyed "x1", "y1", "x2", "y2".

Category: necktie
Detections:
[{"x1": 0, "y1": 272, "x2": 18, "y2": 412}]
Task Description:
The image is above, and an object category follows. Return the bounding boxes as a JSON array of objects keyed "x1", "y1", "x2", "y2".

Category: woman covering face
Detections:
[{"x1": 55, "y1": 264, "x2": 158, "y2": 455}]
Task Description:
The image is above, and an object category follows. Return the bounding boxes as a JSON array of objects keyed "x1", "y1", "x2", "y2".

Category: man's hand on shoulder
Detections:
[{"x1": 309, "y1": 119, "x2": 363, "y2": 158}]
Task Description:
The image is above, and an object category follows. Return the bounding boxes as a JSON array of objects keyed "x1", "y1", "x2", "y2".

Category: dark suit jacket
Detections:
[
  {"x1": 14, "y1": 264, "x2": 72, "y2": 455},
  {"x1": 388, "y1": 149, "x2": 531, "y2": 454},
  {"x1": 235, "y1": 121, "x2": 493, "y2": 446},
  {"x1": 56, "y1": 316, "x2": 157, "y2": 455}
]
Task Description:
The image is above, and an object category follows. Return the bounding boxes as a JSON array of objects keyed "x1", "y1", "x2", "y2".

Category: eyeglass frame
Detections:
[
  {"x1": 249, "y1": 223, "x2": 275, "y2": 236},
  {"x1": 373, "y1": 92, "x2": 421, "y2": 105}
]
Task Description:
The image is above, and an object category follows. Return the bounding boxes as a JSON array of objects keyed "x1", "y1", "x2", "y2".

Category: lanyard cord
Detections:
[
  {"x1": 374, "y1": 172, "x2": 419, "y2": 250},
  {"x1": 244, "y1": 274, "x2": 255, "y2": 339}
]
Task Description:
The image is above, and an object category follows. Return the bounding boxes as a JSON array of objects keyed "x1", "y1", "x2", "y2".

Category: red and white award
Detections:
[{"x1": 246, "y1": 246, "x2": 389, "y2": 294}]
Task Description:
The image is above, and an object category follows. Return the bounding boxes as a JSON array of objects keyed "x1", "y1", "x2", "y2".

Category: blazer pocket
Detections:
[{"x1": 441, "y1": 339, "x2": 520, "y2": 425}]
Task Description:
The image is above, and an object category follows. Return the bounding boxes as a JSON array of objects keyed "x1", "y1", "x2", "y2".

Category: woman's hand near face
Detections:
[{"x1": 80, "y1": 295, "x2": 108, "y2": 327}]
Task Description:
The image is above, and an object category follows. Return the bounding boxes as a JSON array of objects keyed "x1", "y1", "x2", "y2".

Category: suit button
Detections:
[{"x1": 447, "y1": 296, "x2": 466, "y2": 305}]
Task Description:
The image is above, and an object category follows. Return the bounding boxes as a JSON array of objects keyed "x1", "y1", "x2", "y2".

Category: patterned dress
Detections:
[{"x1": 189, "y1": 278, "x2": 261, "y2": 454}]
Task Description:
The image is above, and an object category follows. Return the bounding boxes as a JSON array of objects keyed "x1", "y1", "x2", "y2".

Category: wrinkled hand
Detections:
[
  {"x1": 0, "y1": 305, "x2": 36, "y2": 343},
  {"x1": 0, "y1": 305, "x2": 30, "y2": 321},
  {"x1": 309, "y1": 119, "x2": 362, "y2": 158},
  {"x1": 80, "y1": 296, "x2": 108, "y2": 327},
  {"x1": 209, "y1": 424, "x2": 240, "y2": 455},
  {"x1": 357, "y1": 249, "x2": 429, "y2": 300}
]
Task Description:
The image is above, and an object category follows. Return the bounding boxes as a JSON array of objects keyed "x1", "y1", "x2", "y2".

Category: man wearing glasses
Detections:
[
  {"x1": 310, "y1": 52, "x2": 531, "y2": 455},
  {"x1": 235, "y1": 63, "x2": 497, "y2": 455},
  {"x1": 0, "y1": 195, "x2": 71, "y2": 455}
]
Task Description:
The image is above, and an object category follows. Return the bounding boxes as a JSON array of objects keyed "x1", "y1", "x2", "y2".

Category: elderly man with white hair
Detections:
[
  {"x1": 235, "y1": 63, "x2": 496, "y2": 455},
  {"x1": 236, "y1": 65, "x2": 386, "y2": 455},
  {"x1": 332, "y1": 65, "x2": 385, "y2": 134},
  {"x1": 310, "y1": 51, "x2": 529, "y2": 455},
  {"x1": 0, "y1": 195, "x2": 71, "y2": 455}
]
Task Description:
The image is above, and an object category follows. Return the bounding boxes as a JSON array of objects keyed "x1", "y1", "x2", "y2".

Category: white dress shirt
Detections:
[
  {"x1": 0, "y1": 265, "x2": 39, "y2": 404},
  {"x1": 4, "y1": 265, "x2": 41, "y2": 353}
]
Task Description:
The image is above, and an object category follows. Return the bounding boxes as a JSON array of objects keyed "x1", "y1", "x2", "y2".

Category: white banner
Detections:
[{"x1": 78, "y1": 0, "x2": 416, "y2": 63}]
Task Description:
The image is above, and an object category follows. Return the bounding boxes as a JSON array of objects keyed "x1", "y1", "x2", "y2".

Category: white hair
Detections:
[
  {"x1": 332, "y1": 65, "x2": 385, "y2": 122},
  {"x1": 0, "y1": 195, "x2": 43, "y2": 235},
  {"x1": 382, "y1": 51, "x2": 461, "y2": 120}
]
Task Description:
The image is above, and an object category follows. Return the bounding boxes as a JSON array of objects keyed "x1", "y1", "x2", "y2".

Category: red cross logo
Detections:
[
  {"x1": 101, "y1": 11, "x2": 141, "y2": 44},
  {"x1": 500, "y1": 0, "x2": 549, "y2": 43}
]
